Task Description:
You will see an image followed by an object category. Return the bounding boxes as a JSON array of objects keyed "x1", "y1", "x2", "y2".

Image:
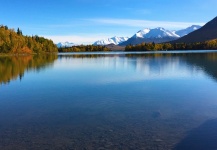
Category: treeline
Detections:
[
  {"x1": 125, "y1": 39, "x2": 217, "y2": 51},
  {"x1": 0, "y1": 25, "x2": 58, "y2": 54},
  {"x1": 58, "y1": 45, "x2": 110, "y2": 52}
]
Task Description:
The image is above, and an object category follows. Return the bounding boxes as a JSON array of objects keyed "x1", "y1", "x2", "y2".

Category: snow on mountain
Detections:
[
  {"x1": 56, "y1": 42, "x2": 75, "y2": 48},
  {"x1": 175, "y1": 25, "x2": 202, "y2": 37},
  {"x1": 112, "y1": 37, "x2": 129, "y2": 45},
  {"x1": 132, "y1": 27, "x2": 180, "y2": 39},
  {"x1": 133, "y1": 28, "x2": 151, "y2": 38},
  {"x1": 93, "y1": 36, "x2": 129, "y2": 45},
  {"x1": 56, "y1": 25, "x2": 201, "y2": 47},
  {"x1": 120, "y1": 25, "x2": 202, "y2": 46}
]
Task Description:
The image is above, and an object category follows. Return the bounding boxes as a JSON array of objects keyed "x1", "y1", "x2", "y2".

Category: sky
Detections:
[{"x1": 1, "y1": 0, "x2": 217, "y2": 44}]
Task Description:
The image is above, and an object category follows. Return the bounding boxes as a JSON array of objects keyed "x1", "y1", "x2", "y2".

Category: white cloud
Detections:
[
  {"x1": 43, "y1": 34, "x2": 114, "y2": 44},
  {"x1": 42, "y1": 18, "x2": 206, "y2": 44},
  {"x1": 86, "y1": 18, "x2": 205, "y2": 29}
]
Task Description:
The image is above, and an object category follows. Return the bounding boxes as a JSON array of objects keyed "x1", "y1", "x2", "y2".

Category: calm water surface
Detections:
[{"x1": 1, "y1": 51, "x2": 217, "y2": 150}]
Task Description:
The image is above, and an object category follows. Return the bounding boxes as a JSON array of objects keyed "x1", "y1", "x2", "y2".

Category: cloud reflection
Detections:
[{"x1": 56, "y1": 53, "x2": 206, "y2": 85}]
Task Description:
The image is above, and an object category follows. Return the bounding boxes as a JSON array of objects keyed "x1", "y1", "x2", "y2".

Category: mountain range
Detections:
[
  {"x1": 174, "y1": 25, "x2": 201, "y2": 37},
  {"x1": 93, "y1": 25, "x2": 201, "y2": 46},
  {"x1": 173, "y1": 17, "x2": 217, "y2": 43},
  {"x1": 119, "y1": 25, "x2": 201, "y2": 46},
  {"x1": 57, "y1": 42, "x2": 75, "y2": 48},
  {"x1": 56, "y1": 16, "x2": 217, "y2": 47},
  {"x1": 93, "y1": 36, "x2": 129, "y2": 45},
  {"x1": 119, "y1": 28, "x2": 178, "y2": 46}
]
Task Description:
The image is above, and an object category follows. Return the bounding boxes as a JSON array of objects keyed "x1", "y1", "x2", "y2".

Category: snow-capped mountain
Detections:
[
  {"x1": 120, "y1": 27, "x2": 180, "y2": 45},
  {"x1": 56, "y1": 42, "x2": 75, "y2": 48},
  {"x1": 133, "y1": 27, "x2": 180, "y2": 39},
  {"x1": 174, "y1": 17, "x2": 217, "y2": 43},
  {"x1": 175, "y1": 25, "x2": 202, "y2": 37},
  {"x1": 120, "y1": 25, "x2": 201, "y2": 46},
  {"x1": 93, "y1": 36, "x2": 129, "y2": 45},
  {"x1": 133, "y1": 28, "x2": 151, "y2": 38}
]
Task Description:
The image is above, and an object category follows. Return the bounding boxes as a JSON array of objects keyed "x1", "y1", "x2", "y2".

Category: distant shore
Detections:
[{"x1": 105, "y1": 44, "x2": 125, "y2": 51}]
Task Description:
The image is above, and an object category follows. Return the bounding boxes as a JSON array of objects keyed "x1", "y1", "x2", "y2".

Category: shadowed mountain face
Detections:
[
  {"x1": 119, "y1": 37, "x2": 178, "y2": 46},
  {"x1": 105, "y1": 44, "x2": 125, "y2": 51},
  {"x1": 174, "y1": 25, "x2": 201, "y2": 37},
  {"x1": 119, "y1": 27, "x2": 180, "y2": 46},
  {"x1": 173, "y1": 119, "x2": 217, "y2": 150},
  {"x1": 119, "y1": 26, "x2": 201, "y2": 46},
  {"x1": 172, "y1": 16, "x2": 217, "y2": 43}
]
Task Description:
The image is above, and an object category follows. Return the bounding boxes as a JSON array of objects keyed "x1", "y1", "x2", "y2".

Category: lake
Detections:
[{"x1": 1, "y1": 51, "x2": 217, "y2": 150}]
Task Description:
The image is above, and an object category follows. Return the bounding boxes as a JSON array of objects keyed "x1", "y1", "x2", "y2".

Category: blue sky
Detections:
[{"x1": 1, "y1": 0, "x2": 217, "y2": 44}]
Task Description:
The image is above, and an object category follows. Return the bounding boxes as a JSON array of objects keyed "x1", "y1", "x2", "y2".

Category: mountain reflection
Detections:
[
  {"x1": 58, "y1": 52, "x2": 217, "y2": 82},
  {"x1": 184, "y1": 52, "x2": 217, "y2": 81},
  {"x1": 127, "y1": 52, "x2": 217, "y2": 81},
  {"x1": 1, "y1": 51, "x2": 217, "y2": 85},
  {"x1": 0, "y1": 54, "x2": 58, "y2": 84}
]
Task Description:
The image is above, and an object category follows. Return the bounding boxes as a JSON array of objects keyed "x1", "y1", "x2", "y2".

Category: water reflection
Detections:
[
  {"x1": 0, "y1": 54, "x2": 57, "y2": 84},
  {"x1": 1, "y1": 51, "x2": 217, "y2": 149},
  {"x1": 184, "y1": 53, "x2": 217, "y2": 81},
  {"x1": 58, "y1": 52, "x2": 217, "y2": 83},
  {"x1": 1, "y1": 52, "x2": 217, "y2": 85}
]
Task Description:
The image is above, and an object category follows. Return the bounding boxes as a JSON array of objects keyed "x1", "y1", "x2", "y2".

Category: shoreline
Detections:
[{"x1": 1, "y1": 50, "x2": 217, "y2": 56}]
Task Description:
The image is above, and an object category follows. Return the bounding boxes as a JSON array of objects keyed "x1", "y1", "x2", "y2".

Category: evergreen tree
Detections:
[{"x1": 17, "y1": 28, "x2": 22, "y2": 35}]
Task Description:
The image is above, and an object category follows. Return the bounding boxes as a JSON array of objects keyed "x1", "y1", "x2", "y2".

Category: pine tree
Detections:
[{"x1": 17, "y1": 28, "x2": 22, "y2": 35}]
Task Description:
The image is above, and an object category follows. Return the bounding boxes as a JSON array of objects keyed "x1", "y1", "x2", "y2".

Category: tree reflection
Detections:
[
  {"x1": 0, "y1": 54, "x2": 57, "y2": 84},
  {"x1": 58, "y1": 52, "x2": 217, "y2": 82},
  {"x1": 1, "y1": 52, "x2": 217, "y2": 85}
]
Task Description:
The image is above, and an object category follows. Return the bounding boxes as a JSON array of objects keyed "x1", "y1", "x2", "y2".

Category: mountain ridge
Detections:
[
  {"x1": 172, "y1": 17, "x2": 217, "y2": 43},
  {"x1": 57, "y1": 42, "x2": 75, "y2": 48},
  {"x1": 93, "y1": 36, "x2": 129, "y2": 45},
  {"x1": 133, "y1": 27, "x2": 180, "y2": 39},
  {"x1": 175, "y1": 25, "x2": 201, "y2": 37},
  {"x1": 120, "y1": 25, "x2": 201, "y2": 46}
]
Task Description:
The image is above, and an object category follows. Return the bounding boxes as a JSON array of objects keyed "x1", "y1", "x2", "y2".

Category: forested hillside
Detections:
[{"x1": 0, "y1": 25, "x2": 58, "y2": 54}]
